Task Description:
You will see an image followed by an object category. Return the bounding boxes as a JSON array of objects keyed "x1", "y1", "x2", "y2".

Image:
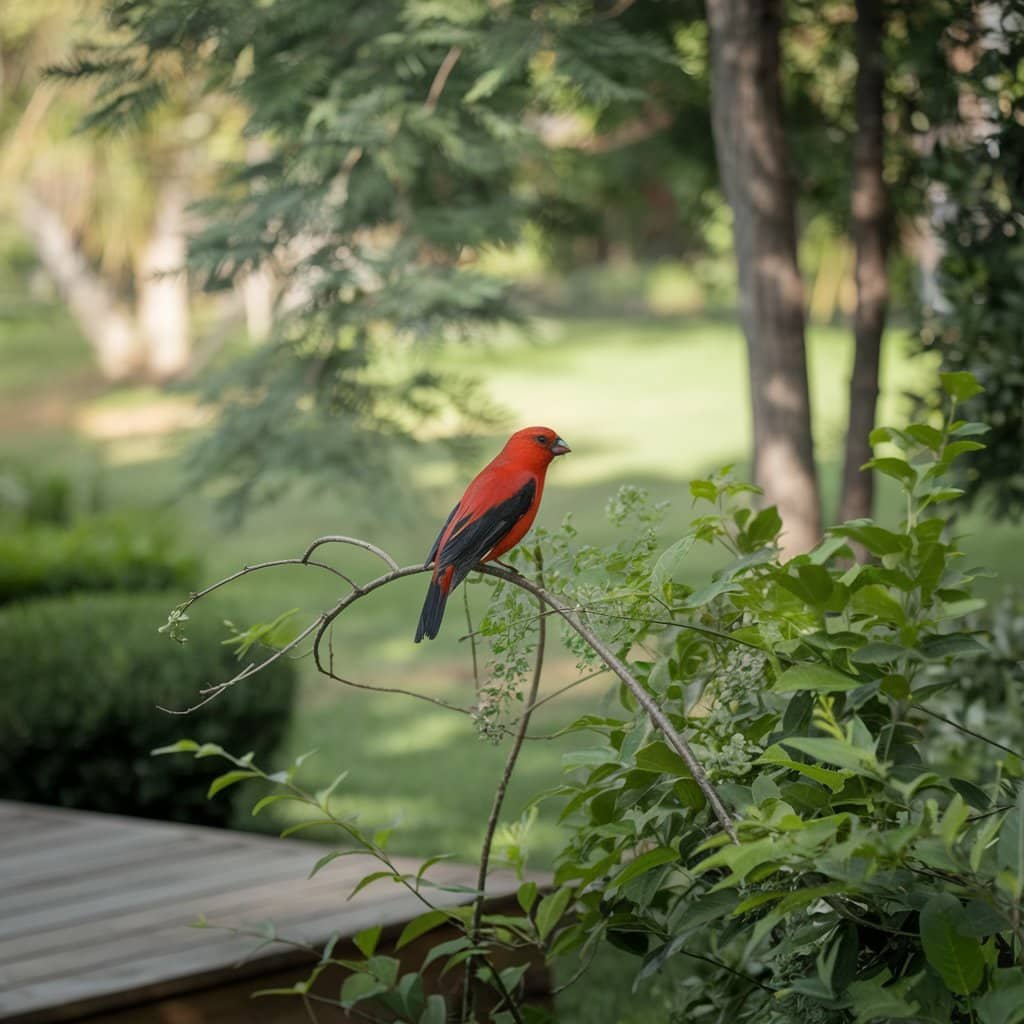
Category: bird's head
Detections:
[{"x1": 504, "y1": 426, "x2": 571, "y2": 465}]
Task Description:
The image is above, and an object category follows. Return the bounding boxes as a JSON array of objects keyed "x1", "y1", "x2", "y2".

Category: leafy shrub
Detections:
[
  {"x1": 0, "y1": 462, "x2": 74, "y2": 527},
  {"x1": 148, "y1": 373, "x2": 1024, "y2": 1023},
  {"x1": 531, "y1": 373, "x2": 1024, "y2": 1023},
  {"x1": 0, "y1": 515, "x2": 199, "y2": 604},
  {"x1": 0, "y1": 592, "x2": 297, "y2": 826}
]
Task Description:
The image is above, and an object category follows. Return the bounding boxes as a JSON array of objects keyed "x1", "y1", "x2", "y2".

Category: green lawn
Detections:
[{"x1": 3, "y1": 289, "x2": 1020, "y2": 1022}]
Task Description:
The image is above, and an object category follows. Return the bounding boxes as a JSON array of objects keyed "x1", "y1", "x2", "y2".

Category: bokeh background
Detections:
[{"x1": 2, "y1": 1, "x2": 1022, "y2": 1019}]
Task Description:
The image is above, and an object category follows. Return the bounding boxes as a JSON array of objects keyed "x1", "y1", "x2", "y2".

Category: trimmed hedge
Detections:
[
  {"x1": 0, "y1": 592, "x2": 297, "y2": 826},
  {"x1": 0, "y1": 516, "x2": 198, "y2": 604}
]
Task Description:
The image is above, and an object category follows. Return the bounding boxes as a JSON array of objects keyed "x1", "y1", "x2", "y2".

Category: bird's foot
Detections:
[{"x1": 493, "y1": 559, "x2": 523, "y2": 576}]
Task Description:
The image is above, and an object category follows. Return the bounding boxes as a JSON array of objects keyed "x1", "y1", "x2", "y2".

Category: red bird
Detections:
[{"x1": 415, "y1": 426, "x2": 571, "y2": 642}]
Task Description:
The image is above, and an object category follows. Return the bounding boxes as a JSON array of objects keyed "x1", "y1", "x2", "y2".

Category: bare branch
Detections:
[{"x1": 301, "y1": 534, "x2": 399, "y2": 572}]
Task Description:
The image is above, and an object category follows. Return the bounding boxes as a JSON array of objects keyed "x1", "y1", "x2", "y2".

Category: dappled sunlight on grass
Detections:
[{"x1": 373, "y1": 709, "x2": 469, "y2": 756}]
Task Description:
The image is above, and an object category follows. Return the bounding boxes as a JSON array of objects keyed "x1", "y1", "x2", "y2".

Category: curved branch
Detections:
[
  {"x1": 169, "y1": 535, "x2": 736, "y2": 841},
  {"x1": 301, "y1": 534, "x2": 400, "y2": 572}
]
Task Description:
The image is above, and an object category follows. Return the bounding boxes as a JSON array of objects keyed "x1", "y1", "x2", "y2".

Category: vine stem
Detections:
[{"x1": 464, "y1": 550, "x2": 548, "y2": 1023}]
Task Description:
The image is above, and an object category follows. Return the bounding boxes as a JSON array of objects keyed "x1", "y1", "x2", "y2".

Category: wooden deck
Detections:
[{"x1": 0, "y1": 801, "x2": 544, "y2": 1023}]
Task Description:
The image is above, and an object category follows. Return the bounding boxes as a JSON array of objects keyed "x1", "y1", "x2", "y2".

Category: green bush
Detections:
[
  {"x1": 0, "y1": 516, "x2": 199, "y2": 605},
  {"x1": 0, "y1": 592, "x2": 297, "y2": 826}
]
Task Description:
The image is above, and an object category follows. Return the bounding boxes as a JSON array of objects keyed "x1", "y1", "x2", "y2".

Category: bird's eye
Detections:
[{"x1": 535, "y1": 434, "x2": 549, "y2": 444}]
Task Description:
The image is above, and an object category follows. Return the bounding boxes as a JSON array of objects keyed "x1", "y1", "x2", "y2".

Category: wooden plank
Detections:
[
  {"x1": 0, "y1": 849, "x2": 327, "y2": 941},
  {"x1": 0, "y1": 801, "x2": 544, "y2": 1024},
  {"x1": 0, "y1": 834, "x2": 245, "y2": 913},
  {"x1": 0, "y1": 884, "x2": 522, "y2": 1022},
  {"x1": 0, "y1": 824, "x2": 195, "y2": 882},
  {"x1": 0, "y1": 853, "x2": 380, "y2": 966}
]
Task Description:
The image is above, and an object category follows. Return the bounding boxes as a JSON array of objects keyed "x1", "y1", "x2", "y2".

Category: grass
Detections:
[{"x1": 4, "y1": 283, "x2": 1021, "y2": 1022}]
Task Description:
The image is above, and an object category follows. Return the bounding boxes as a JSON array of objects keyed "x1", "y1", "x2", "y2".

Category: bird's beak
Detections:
[{"x1": 550, "y1": 437, "x2": 571, "y2": 456}]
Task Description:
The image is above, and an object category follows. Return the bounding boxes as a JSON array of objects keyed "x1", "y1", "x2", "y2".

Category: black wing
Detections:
[
  {"x1": 437, "y1": 479, "x2": 536, "y2": 591},
  {"x1": 424, "y1": 504, "x2": 464, "y2": 567}
]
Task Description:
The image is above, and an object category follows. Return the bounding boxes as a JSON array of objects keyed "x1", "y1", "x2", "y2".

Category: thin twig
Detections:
[
  {"x1": 301, "y1": 534, "x2": 399, "y2": 572},
  {"x1": 464, "y1": 586, "x2": 481, "y2": 696},
  {"x1": 159, "y1": 615, "x2": 325, "y2": 714},
  {"x1": 423, "y1": 45, "x2": 463, "y2": 113},
  {"x1": 318, "y1": 661, "x2": 471, "y2": 714},
  {"x1": 912, "y1": 703, "x2": 1024, "y2": 760}
]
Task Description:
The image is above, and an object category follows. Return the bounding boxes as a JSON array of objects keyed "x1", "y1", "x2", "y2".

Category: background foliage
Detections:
[{"x1": 0, "y1": 592, "x2": 297, "y2": 825}]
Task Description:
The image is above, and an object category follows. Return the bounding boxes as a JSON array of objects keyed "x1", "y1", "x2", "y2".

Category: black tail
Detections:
[{"x1": 415, "y1": 577, "x2": 449, "y2": 642}]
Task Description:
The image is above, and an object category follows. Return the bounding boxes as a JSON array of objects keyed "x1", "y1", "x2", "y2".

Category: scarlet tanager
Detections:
[{"x1": 414, "y1": 426, "x2": 571, "y2": 642}]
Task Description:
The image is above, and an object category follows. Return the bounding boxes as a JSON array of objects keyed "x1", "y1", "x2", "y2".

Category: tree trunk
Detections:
[
  {"x1": 839, "y1": 0, "x2": 889, "y2": 529},
  {"x1": 17, "y1": 189, "x2": 141, "y2": 381},
  {"x1": 706, "y1": 0, "x2": 821, "y2": 557},
  {"x1": 136, "y1": 172, "x2": 190, "y2": 381}
]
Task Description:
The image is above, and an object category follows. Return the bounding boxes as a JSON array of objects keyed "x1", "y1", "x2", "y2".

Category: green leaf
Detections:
[
  {"x1": 609, "y1": 847, "x2": 678, "y2": 890},
  {"x1": 535, "y1": 887, "x2": 572, "y2": 941},
  {"x1": 396, "y1": 910, "x2": 448, "y2": 950},
  {"x1": 315, "y1": 769, "x2": 349, "y2": 807},
  {"x1": 151, "y1": 739, "x2": 199, "y2": 756},
  {"x1": 863, "y1": 457, "x2": 916, "y2": 484},
  {"x1": 920, "y1": 633, "x2": 987, "y2": 660},
  {"x1": 422, "y1": 936, "x2": 476, "y2": 971},
  {"x1": 831, "y1": 522, "x2": 906, "y2": 556},
  {"x1": 996, "y1": 786, "x2": 1024, "y2": 900},
  {"x1": 206, "y1": 769, "x2": 258, "y2": 799},
  {"x1": 772, "y1": 664, "x2": 860, "y2": 694},
  {"x1": 851, "y1": 641, "x2": 906, "y2": 665},
  {"x1": 340, "y1": 971, "x2": 388, "y2": 1008},
  {"x1": 309, "y1": 849, "x2": 354, "y2": 879},
  {"x1": 975, "y1": 969, "x2": 1024, "y2": 1024},
  {"x1": 781, "y1": 737, "x2": 879, "y2": 775},
  {"x1": 851, "y1": 584, "x2": 906, "y2": 623},
  {"x1": 651, "y1": 536, "x2": 695, "y2": 596},
  {"x1": 759, "y1": 745, "x2": 848, "y2": 792},
  {"x1": 689, "y1": 479, "x2": 719, "y2": 502},
  {"x1": 919, "y1": 893, "x2": 983, "y2": 995},
  {"x1": 746, "y1": 506, "x2": 782, "y2": 546},
  {"x1": 348, "y1": 871, "x2": 396, "y2": 899},
  {"x1": 940, "y1": 371, "x2": 984, "y2": 402},
  {"x1": 635, "y1": 740, "x2": 690, "y2": 776},
  {"x1": 354, "y1": 925, "x2": 382, "y2": 959},
  {"x1": 516, "y1": 881, "x2": 538, "y2": 913},
  {"x1": 251, "y1": 793, "x2": 302, "y2": 816},
  {"x1": 905, "y1": 423, "x2": 945, "y2": 450},
  {"x1": 939, "y1": 794, "x2": 969, "y2": 852},
  {"x1": 419, "y1": 994, "x2": 448, "y2": 1024},
  {"x1": 847, "y1": 969, "x2": 921, "y2": 1023}
]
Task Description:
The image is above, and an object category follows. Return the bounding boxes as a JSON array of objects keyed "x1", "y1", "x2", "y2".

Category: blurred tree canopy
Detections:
[
  {"x1": 22, "y1": 0, "x2": 1024, "y2": 520},
  {"x1": 55, "y1": 0, "x2": 682, "y2": 515},
  {"x1": 913, "y1": 0, "x2": 1024, "y2": 520}
]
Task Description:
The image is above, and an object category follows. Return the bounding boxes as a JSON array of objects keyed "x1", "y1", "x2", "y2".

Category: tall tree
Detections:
[
  {"x1": 706, "y1": 0, "x2": 821, "y2": 556},
  {"x1": 839, "y1": 0, "x2": 889, "y2": 527}
]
